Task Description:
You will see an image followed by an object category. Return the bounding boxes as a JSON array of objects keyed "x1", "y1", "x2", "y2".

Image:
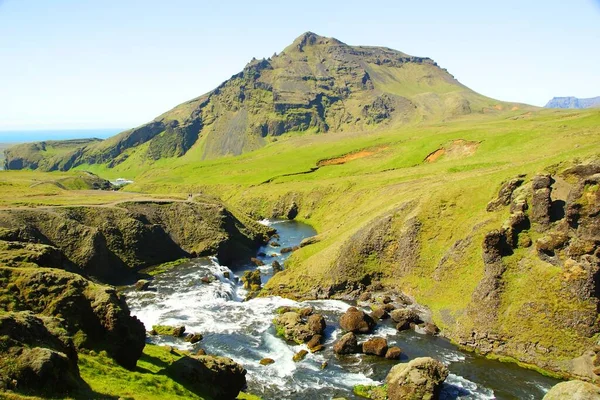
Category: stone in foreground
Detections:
[{"x1": 385, "y1": 357, "x2": 449, "y2": 400}]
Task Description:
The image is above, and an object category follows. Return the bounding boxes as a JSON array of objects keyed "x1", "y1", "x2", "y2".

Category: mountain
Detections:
[
  {"x1": 545, "y1": 96, "x2": 600, "y2": 109},
  {"x1": 4, "y1": 32, "x2": 526, "y2": 172}
]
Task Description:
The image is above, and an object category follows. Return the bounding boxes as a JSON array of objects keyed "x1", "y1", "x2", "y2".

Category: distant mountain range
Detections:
[{"x1": 545, "y1": 96, "x2": 600, "y2": 109}]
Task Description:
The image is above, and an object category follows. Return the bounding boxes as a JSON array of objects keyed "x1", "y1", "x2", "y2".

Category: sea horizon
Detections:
[{"x1": 0, "y1": 128, "x2": 124, "y2": 143}]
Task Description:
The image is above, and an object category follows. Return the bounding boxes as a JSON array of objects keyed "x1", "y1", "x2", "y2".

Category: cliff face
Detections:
[
  {"x1": 3, "y1": 32, "x2": 520, "y2": 172},
  {"x1": 545, "y1": 96, "x2": 600, "y2": 109},
  {"x1": 262, "y1": 160, "x2": 600, "y2": 379},
  {"x1": 0, "y1": 201, "x2": 272, "y2": 284}
]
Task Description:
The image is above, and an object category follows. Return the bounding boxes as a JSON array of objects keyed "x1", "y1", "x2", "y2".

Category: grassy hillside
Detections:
[
  {"x1": 3, "y1": 32, "x2": 532, "y2": 173},
  {"x1": 0, "y1": 143, "x2": 16, "y2": 169},
  {"x1": 1, "y1": 105, "x2": 599, "y2": 379},
  {"x1": 66, "y1": 106, "x2": 600, "y2": 378}
]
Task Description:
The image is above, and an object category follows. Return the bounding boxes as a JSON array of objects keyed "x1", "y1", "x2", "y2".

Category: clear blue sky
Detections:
[{"x1": 1, "y1": 0, "x2": 599, "y2": 130}]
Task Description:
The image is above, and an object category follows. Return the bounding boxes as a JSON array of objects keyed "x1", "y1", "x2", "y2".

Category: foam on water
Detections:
[{"x1": 442, "y1": 373, "x2": 495, "y2": 400}]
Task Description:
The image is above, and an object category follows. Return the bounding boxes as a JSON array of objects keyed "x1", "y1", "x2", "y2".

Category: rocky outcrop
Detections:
[
  {"x1": 458, "y1": 163, "x2": 600, "y2": 379},
  {"x1": 0, "y1": 311, "x2": 85, "y2": 395},
  {"x1": 531, "y1": 174, "x2": 553, "y2": 228},
  {"x1": 165, "y1": 355, "x2": 247, "y2": 400},
  {"x1": 0, "y1": 201, "x2": 272, "y2": 284},
  {"x1": 543, "y1": 380, "x2": 600, "y2": 399},
  {"x1": 0, "y1": 267, "x2": 145, "y2": 370},
  {"x1": 486, "y1": 176, "x2": 525, "y2": 211},
  {"x1": 385, "y1": 357, "x2": 449, "y2": 400}
]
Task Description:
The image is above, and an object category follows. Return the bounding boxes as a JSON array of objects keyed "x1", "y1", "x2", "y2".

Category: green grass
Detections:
[
  {"x1": 77, "y1": 345, "x2": 260, "y2": 400},
  {"x1": 141, "y1": 258, "x2": 190, "y2": 276}
]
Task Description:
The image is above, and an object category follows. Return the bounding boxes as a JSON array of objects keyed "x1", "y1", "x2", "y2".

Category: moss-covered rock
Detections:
[
  {"x1": 0, "y1": 267, "x2": 145, "y2": 370},
  {"x1": 0, "y1": 201, "x2": 272, "y2": 284},
  {"x1": 164, "y1": 354, "x2": 247, "y2": 400},
  {"x1": 0, "y1": 311, "x2": 85, "y2": 396},
  {"x1": 543, "y1": 380, "x2": 600, "y2": 400},
  {"x1": 385, "y1": 357, "x2": 448, "y2": 400}
]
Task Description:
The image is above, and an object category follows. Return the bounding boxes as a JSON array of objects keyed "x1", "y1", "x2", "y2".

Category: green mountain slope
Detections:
[{"x1": 4, "y1": 32, "x2": 529, "y2": 171}]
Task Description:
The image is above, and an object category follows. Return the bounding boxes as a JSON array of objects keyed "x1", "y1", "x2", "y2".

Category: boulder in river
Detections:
[
  {"x1": 273, "y1": 311, "x2": 315, "y2": 344},
  {"x1": 333, "y1": 332, "x2": 361, "y2": 354},
  {"x1": 362, "y1": 337, "x2": 388, "y2": 357},
  {"x1": 543, "y1": 380, "x2": 600, "y2": 400},
  {"x1": 307, "y1": 313, "x2": 326, "y2": 335},
  {"x1": 370, "y1": 307, "x2": 389, "y2": 320},
  {"x1": 184, "y1": 333, "x2": 204, "y2": 344},
  {"x1": 340, "y1": 307, "x2": 376, "y2": 333},
  {"x1": 390, "y1": 309, "x2": 421, "y2": 331},
  {"x1": 152, "y1": 325, "x2": 186, "y2": 337},
  {"x1": 135, "y1": 279, "x2": 151, "y2": 291},
  {"x1": 386, "y1": 357, "x2": 449, "y2": 400},
  {"x1": 293, "y1": 349, "x2": 308, "y2": 362},
  {"x1": 307, "y1": 334, "x2": 323, "y2": 350},
  {"x1": 250, "y1": 257, "x2": 265, "y2": 266},
  {"x1": 260, "y1": 358, "x2": 275, "y2": 366},
  {"x1": 385, "y1": 346, "x2": 402, "y2": 360}
]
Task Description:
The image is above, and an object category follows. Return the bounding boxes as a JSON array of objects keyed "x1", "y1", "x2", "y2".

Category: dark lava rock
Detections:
[
  {"x1": 272, "y1": 260, "x2": 282, "y2": 272},
  {"x1": 339, "y1": 307, "x2": 376, "y2": 333},
  {"x1": 362, "y1": 337, "x2": 388, "y2": 357},
  {"x1": 333, "y1": 332, "x2": 361, "y2": 355},
  {"x1": 486, "y1": 177, "x2": 525, "y2": 212}
]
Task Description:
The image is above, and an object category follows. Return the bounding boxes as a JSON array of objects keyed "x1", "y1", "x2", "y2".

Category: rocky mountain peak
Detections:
[{"x1": 288, "y1": 31, "x2": 345, "y2": 53}]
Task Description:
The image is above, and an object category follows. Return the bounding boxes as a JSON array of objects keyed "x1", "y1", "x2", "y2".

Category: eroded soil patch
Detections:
[
  {"x1": 318, "y1": 147, "x2": 388, "y2": 167},
  {"x1": 425, "y1": 139, "x2": 479, "y2": 163}
]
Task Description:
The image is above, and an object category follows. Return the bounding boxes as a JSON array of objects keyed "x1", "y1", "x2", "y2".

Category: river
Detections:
[{"x1": 123, "y1": 219, "x2": 560, "y2": 399}]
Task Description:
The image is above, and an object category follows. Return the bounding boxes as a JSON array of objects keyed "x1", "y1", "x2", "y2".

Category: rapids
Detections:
[{"x1": 124, "y1": 219, "x2": 560, "y2": 399}]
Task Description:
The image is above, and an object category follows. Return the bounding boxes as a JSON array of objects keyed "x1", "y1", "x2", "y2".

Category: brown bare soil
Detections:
[
  {"x1": 425, "y1": 139, "x2": 479, "y2": 163},
  {"x1": 318, "y1": 147, "x2": 387, "y2": 166}
]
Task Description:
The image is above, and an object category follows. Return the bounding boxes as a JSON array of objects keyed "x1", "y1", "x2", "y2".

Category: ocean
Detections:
[{"x1": 0, "y1": 128, "x2": 123, "y2": 143}]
